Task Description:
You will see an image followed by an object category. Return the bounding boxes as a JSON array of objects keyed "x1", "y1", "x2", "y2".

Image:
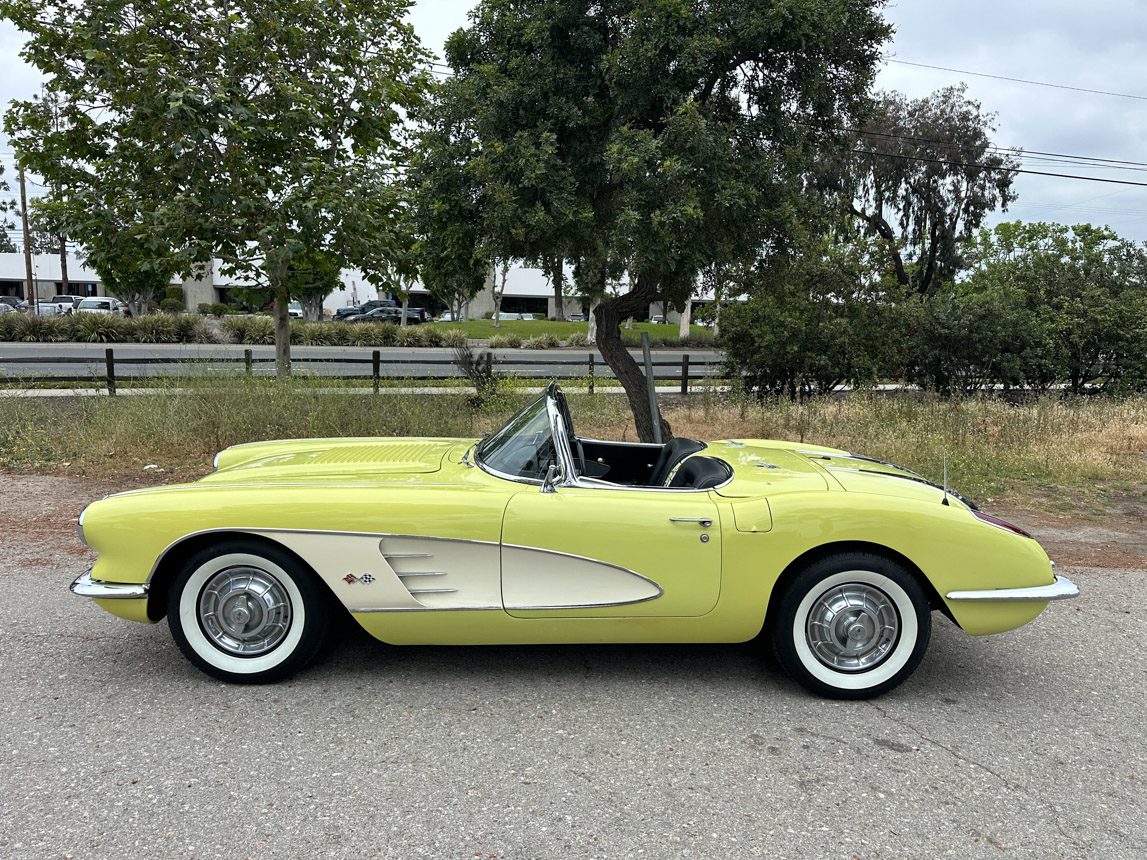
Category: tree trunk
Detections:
[
  {"x1": 551, "y1": 256, "x2": 565, "y2": 321},
  {"x1": 492, "y1": 260, "x2": 508, "y2": 328},
  {"x1": 400, "y1": 294, "x2": 409, "y2": 327},
  {"x1": 273, "y1": 285, "x2": 291, "y2": 376},
  {"x1": 59, "y1": 236, "x2": 70, "y2": 297},
  {"x1": 678, "y1": 298, "x2": 692, "y2": 340},
  {"x1": 587, "y1": 295, "x2": 600, "y2": 344},
  {"x1": 593, "y1": 274, "x2": 671, "y2": 443}
]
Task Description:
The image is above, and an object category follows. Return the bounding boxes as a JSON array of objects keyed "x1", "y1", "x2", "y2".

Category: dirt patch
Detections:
[{"x1": 996, "y1": 505, "x2": 1147, "y2": 570}]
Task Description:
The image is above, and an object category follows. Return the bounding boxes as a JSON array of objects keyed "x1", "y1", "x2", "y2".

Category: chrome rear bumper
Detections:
[
  {"x1": 70, "y1": 570, "x2": 149, "y2": 600},
  {"x1": 946, "y1": 574, "x2": 1079, "y2": 602}
]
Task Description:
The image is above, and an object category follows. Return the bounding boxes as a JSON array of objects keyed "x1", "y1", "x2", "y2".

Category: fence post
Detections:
[
  {"x1": 244, "y1": 348, "x2": 253, "y2": 376},
  {"x1": 680, "y1": 353, "x2": 690, "y2": 395},
  {"x1": 485, "y1": 350, "x2": 493, "y2": 377},
  {"x1": 104, "y1": 347, "x2": 116, "y2": 396},
  {"x1": 588, "y1": 352, "x2": 595, "y2": 395},
  {"x1": 372, "y1": 350, "x2": 381, "y2": 394}
]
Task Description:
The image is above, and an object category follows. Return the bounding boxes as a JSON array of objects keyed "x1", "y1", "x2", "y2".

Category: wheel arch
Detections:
[
  {"x1": 145, "y1": 530, "x2": 337, "y2": 622},
  {"x1": 764, "y1": 540, "x2": 950, "y2": 634}
]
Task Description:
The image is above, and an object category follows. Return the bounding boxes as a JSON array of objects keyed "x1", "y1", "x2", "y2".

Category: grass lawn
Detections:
[{"x1": 428, "y1": 317, "x2": 713, "y2": 344}]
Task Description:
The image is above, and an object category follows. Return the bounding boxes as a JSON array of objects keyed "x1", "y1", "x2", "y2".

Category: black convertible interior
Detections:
[{"x1": 554, "y1": 389, "x2": 732, "y2": 490}]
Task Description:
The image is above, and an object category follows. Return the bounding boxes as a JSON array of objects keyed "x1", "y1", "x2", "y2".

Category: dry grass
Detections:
[{"x1": 1, "y1": 378, "x2": 1144, "y2": 512}]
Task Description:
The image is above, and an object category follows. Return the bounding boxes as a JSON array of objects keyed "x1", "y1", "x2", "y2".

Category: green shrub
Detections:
[
  {"x1": 294, "y1": 321, "x2": 344, "y2": 346},
  {"x1": 438, "y1": 328, "x2": 467, "y2": 347},
  {"x1": 199, "y1": 302, "x2": 233, "y2": 316},
  {"x1": 488, "y1": 333, "x2": 522, "y2": 349},
  {"x1": 346, "y1": 322, "x2": 398, "y2": 347},
  {"x1": 158, "y1": 297, "x2": 185, "y2": 314},
  {"x1": 71, "y1": 313, "x2": 128, "y2": 343},
  {"x1": 17, "y1": 315, "x2": 72, "y2": 342},
  {"x1": 0, "y1": 313, "x2": 20, "y2": 341},
  {"x1": 220, "y1": 315, "x2": 275, "y2": 345},
  {"x1": 165, "y1": 285, "x2": 185, "y2": 302},
  {"x1": 132, "y1": 314, "x2": 179, "y2": 343},
  {"x1": 565, "y1": 331, "x2": 589, "y2": 348},
  {"x1": 172, "y1": 314, "x2": 201, "y2": 343},
  {"x1": 395, "y1": 325, "x2": 430, "y2": 347},
  {"x1": 522, "y1": 333, "x2": 559, "y2": 349}
]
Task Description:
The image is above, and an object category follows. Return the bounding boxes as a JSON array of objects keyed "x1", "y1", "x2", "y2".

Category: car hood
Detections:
[
  {"x1": 710, "y1": 440, "x2": 967, "y2": 507},
  {"x1": 202, "y1": 437, "x2": 470, "y2": 485}
]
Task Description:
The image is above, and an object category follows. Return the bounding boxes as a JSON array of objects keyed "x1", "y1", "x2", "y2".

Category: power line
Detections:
[
  {"x1": 850, "y1": 127, "x2": 1147, "y2": 171},
  {"x1": 883, "y1": 57, "x2": 1147, "y2": 101},
  {"x1": 857, "y1": 148, "x2": 1147, "y2": 188}
]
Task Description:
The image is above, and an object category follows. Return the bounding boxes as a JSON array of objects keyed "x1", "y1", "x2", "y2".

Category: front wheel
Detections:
[
  {"x1": 167, "y1": 540, "x2": 331, "y2": 684},
  {"x1": 771, "y1": 553, "x2": 931, "y2": 699}
]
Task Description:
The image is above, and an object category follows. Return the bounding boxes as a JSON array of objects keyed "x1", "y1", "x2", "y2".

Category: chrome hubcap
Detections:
[
  {"x1": 198, "y1": 566, "x2": 292, "y2": 656},
  {"x1": 806, "y1": 583, "x2": 899, "y2": 672}
]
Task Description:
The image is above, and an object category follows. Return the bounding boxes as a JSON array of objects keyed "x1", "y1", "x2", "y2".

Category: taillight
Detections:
[{"x1": 973, "y1": 510, "x2": 1032, "y2": 539}]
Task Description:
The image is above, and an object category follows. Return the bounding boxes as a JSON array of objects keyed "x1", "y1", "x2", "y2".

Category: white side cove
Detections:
[{"x1": 236, "y1": 529, "x2": 661, "y2": 613}]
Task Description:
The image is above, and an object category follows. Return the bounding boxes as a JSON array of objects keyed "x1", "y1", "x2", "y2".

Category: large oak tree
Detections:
[{"x1": 437, "y1": 0, "x2": 889, "y2": 441}]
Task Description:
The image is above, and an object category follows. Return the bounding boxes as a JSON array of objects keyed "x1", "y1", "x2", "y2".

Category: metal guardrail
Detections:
[{"x1": 0, "y1": 348, "x2": 723, "y2": 396}]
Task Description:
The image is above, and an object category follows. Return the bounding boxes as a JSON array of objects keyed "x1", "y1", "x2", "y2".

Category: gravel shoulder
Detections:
[{"x1": 1, "y1": 474, "x2": 1144, "y2": 859}]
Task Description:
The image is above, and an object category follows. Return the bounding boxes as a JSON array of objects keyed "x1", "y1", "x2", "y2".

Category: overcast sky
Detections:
[{"x1": 4, "y1": 1, "x2": 1147, "y2": 240}]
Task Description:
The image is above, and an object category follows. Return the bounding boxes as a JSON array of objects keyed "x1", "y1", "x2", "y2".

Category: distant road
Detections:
[{"x1": 0, "y1": 342, "x2": 724, "y2": 382}]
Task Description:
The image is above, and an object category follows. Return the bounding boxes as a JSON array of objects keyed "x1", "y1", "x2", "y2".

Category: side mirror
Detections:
[{"x1": 541, "y1": 464, "x2": 560, "y2": 494}]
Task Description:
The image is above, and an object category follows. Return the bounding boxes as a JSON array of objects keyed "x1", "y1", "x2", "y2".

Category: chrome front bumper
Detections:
[
  {"x1": 70, "y1": 570, "x2": 149, "y2": 600},
  {"x1": 946, "y1": 574, "x2": 1079, "y2": 602}
]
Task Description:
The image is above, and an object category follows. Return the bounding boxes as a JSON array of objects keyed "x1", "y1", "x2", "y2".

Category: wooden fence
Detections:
[{"x1": 1, "y1": 348, "x2": 723, "y2": 396}]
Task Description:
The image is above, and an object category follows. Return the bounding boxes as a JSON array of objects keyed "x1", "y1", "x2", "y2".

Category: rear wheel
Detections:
[
  {"x1": 772, "y1": 553, "x2": 931, "y2": 699},
  {"x1": 167, "y1": 540, "x2": 330, "y2": 683}
]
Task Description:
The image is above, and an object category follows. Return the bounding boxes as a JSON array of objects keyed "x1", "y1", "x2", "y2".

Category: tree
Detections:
[
  {"x1": 720, "y1": 238, "x2": 903, "y2": 398},
  {"x1": 838, "y1": 85, "x2": 1020, "y2": 295},
  {"x1": 444, "y1": 0, "x2": 889, "y2": 441},
  {"x1": 4, "y1": 0, "x2": 430, "y2": 374},
  {"x1": 407, "y1": 86, "x2": 493, "y2": 321},
  {"x1": 79, "y1": 220, "x2": 180, "y2": 316},
  {"x1": 0, "y1": 165, "x2": 18, "y2": 254},
  {"x1": 284, "y1": 251, "x2": 343, "y2": 322},
  {"x1": 959, "y1": 221, "x2": 1147, "y2": 393}
]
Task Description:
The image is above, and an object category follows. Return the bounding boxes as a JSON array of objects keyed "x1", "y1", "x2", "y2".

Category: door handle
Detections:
[{"x1": 669, "y1": 517, "x2": 712, "y2": 527}]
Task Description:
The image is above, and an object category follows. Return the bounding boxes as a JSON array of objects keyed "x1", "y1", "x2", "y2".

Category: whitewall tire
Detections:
[
  {"x1": 772, "y1": 553, "x2": 931, "y2": 699},
  {"x1": 167, "y1": 540, "x2": 330, "y2": 684}
]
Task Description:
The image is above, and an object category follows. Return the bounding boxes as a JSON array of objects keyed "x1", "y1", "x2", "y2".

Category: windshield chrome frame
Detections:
[
  {"x1": 476, "y1": 384, "x2": 728, "y2": 493},
  {"x1": 475, "y1": 388, "x2": 576, "y2": 488}
]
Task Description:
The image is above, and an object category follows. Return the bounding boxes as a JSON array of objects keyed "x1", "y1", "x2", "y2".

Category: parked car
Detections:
[
  {"x1": 333, "y1": 305, "x2": 363, "y2": 320},
  {"x1": 31, "y1": 302, "x2": 64, "y2": 316},
  {"x1": 650, "y1": 314, "x2": 666, "y2": 324},
  {"x1": 0, "y1": 302, "x2": 13, "y2": 314},
  {"x1": 48, "y1": 295, "x2": 85, "y2": 315},
  {"x1": 495, "y1": 311, "x2": 522, "y2": 321},
  {"x1": 0, "y1": 296, "x2": 23, "y2": 311},
  {"x1": 346, "y1": 306, "x2": 403, "y2": 324},
  {"x1": 287, "y1": 301, "x2": 304, "y2": 319},
  {"x1": 438, "y1": 311, "x2": 456, "y2": 323},
  {"x1": 114, "y1": 300, "x2": 132, "y2": 318},
  {"x1": 76, "y1": 297, "x2": 122, "y2": 315},
  {"x1": 568, "y1": 313, "x2": 586, "y2": 322},
  {"x1": 71, "y1": 383, "x2": 1077, "y2": 697}
]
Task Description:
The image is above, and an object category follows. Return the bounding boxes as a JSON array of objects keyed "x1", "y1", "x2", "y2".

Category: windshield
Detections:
[
  {"x1": 78, "y1": 300, "x2": 106, "y2": 309},
  {"x1": 476, "y1": 394, "x2": 558, "y2": 481}
]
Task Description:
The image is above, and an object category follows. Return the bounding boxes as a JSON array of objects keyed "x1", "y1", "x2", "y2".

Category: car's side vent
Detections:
[{"x1": 381, "y1": 544, "x2": 457, "y2": 596}]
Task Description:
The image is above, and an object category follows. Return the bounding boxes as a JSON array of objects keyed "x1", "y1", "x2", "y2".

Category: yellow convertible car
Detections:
[{"x1": 72, "y1": 384, "x2": 1077, "y2": 699}]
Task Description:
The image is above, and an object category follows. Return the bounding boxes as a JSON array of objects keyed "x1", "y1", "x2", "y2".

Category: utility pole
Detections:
[{"x1": 18, "y1": 167, "x2": 36, "y2": 313}]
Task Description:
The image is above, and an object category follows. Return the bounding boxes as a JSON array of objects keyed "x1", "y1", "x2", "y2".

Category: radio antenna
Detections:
[{"x1": 942, "y1": 453, "x2": 950, "y2": 506}]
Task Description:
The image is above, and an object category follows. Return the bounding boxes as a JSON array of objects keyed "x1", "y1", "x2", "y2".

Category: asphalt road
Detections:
[
  {"x1": 1, "y1": 479, "x2": 1144, "y2": 859},
  {"x1": 0, "y1": 342, "x2": 724, "y2": 383}
]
